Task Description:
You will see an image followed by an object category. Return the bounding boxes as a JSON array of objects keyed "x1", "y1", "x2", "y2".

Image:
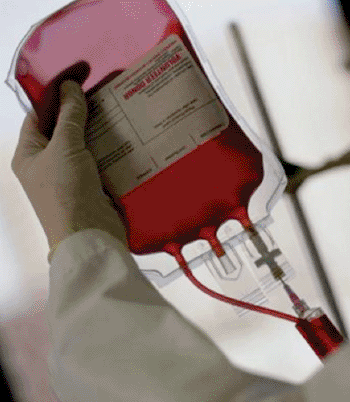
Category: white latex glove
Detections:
[{"x1": 11, "y1": 80, "x2": 127, "y2": 262}]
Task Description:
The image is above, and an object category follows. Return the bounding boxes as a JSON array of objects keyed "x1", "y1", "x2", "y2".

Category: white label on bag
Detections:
[{"x1": 85, "y1": 34, "x2": 230, "y2": 196}]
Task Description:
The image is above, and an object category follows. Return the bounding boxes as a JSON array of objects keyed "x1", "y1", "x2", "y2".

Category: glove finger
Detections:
[
  {"x1": 11, "y1": 112, "x2": 49, "y2": 174},
  {"x1": 51, "y1": 80, "x2": 88, "y2": 154}
]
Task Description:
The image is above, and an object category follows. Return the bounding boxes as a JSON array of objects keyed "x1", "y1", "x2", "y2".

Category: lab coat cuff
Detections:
[{"x1": 47, "y1": 228, "x2": 124, "y2": 265}]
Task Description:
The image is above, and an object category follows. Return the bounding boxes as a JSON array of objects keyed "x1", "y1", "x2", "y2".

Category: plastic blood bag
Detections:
[
  {"x1": 8, "y1": 0, "x2": 267, "y2": 259},
  {"x1": 7, "y1": 0, "x2": 344, "y2": 360}
]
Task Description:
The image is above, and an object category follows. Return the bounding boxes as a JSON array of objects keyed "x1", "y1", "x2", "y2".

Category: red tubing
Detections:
[{"x1": 176, "y1": 253, "x2": 299, "y2": 324}]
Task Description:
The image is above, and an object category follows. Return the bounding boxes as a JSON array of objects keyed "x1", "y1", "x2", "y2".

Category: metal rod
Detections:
[{"x1": 229, "y1": 22, "x2": 348, "y2": 339}]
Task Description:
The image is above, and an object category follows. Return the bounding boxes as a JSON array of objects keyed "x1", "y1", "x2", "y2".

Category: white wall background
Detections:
[{"x1": 1, "y1": 0, "x2": 350, "y2": 399}]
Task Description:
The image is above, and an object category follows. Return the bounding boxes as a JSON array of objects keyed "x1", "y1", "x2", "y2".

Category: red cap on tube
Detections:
[{"x1": 296, "y1": 310, "x2": 344, "y2": 360}]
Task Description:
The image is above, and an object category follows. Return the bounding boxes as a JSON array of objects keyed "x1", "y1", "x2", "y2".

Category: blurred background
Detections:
[{"x1": 1, "y1": 0, "x2": 350, "y2": 400}]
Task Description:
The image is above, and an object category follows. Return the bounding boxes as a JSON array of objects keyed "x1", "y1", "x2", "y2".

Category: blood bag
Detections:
[{"x1": 7, "y1": 0, "x2": 288, "y2": 311}]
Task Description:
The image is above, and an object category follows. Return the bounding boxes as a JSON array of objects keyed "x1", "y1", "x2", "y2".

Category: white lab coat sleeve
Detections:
[{"x1": 46, "y1": 228, "x2": 309, "y2": 402}]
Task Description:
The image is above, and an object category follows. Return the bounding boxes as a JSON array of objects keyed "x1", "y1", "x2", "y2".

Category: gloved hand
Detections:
[{"x1": 11, "y1": 80, "x2": 127, "y2": 262}]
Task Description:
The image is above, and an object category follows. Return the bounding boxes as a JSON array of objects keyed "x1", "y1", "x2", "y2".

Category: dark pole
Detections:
[{"x1": 229, "y1": 23, "x2": 348, "y2": 339}]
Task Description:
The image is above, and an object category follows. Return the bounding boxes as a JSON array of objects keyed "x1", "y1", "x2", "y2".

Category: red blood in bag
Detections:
[{"x1": 15, "y1": 0, "x2": 263, "y2": 258}]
